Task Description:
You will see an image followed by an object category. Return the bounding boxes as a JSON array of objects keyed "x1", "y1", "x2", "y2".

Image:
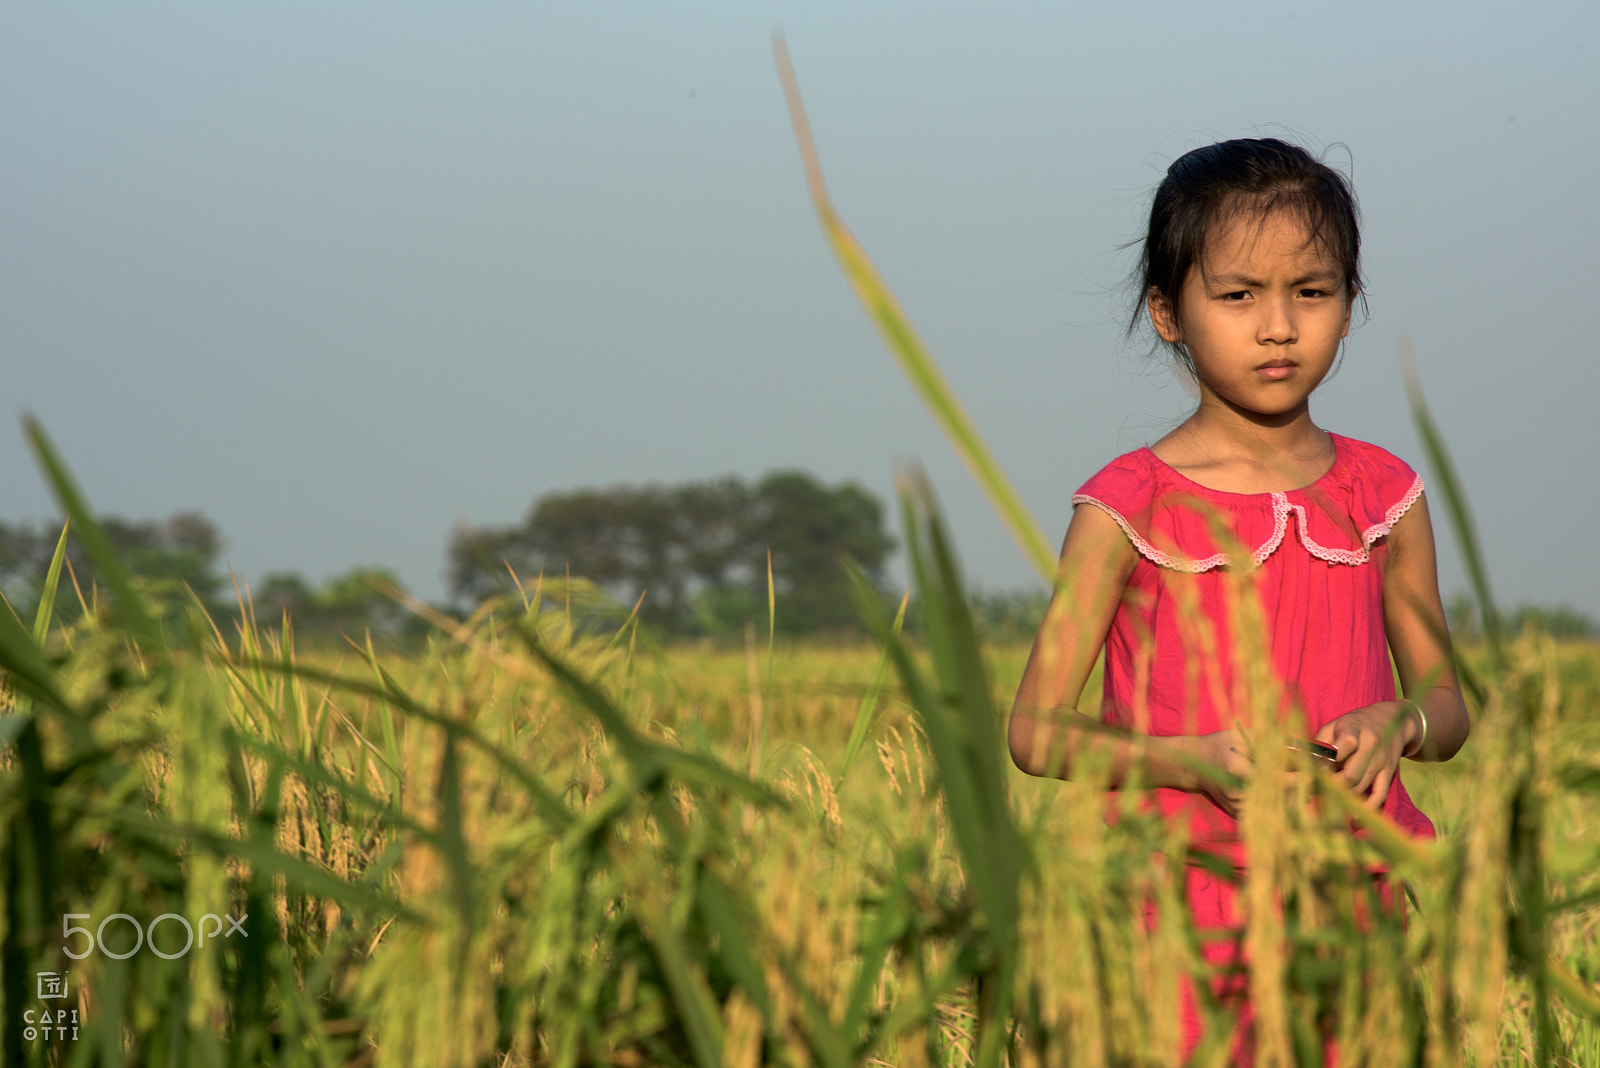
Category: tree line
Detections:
[
  {"x1": 0, "y1": 469, "x2": 902, "y2": 642},
  {"x1": 0, "y1": 513, "x2": 414, "y2": 643},
  {"x1": 447, "y1": 470, "x2": 895, "y2": 636},
  {"x1": 5, "y1": 482, "x2": 1594, "y2": 645}
]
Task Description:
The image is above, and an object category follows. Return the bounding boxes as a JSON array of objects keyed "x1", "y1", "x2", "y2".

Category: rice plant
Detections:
[{"x1": 0, "y1": 46, "x2": 1597, "y2": 1066}]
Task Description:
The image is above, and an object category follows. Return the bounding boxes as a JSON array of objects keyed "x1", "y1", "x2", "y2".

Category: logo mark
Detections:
[{"x1": 25, "y1": 973, "x2": 80, "y2": 1042}]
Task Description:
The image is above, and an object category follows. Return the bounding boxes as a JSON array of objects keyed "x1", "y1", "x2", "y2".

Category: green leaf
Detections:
[
  {"x1": 773, "y1": 42, "x2": 1055, "y2": 582},
  {"x1": 31, "y1": 519, "x2": 70, "y2": 644},
  {"x1": 1547, "y1": 956, "x2": 1600, "y2": 1020},
  {"x1": 23, "y1": 415, "x2": 163, "y2": 652},
  {"x1": 845, "y1": 480, "x2": 1021, "y2": 1068},
  {"x1": 1558, "y1": 763, "x2": 1600, "y2": 793},
  {"x1": 0, "y1": 602, "x2": 70, "y2": 714},
  {"x1": 437, "y1": 734, "x2": 477, "y2": 935},
  {"x1": 1399, "y1": 339, "x2": 1503, "y2": 664},
  {"x1": 1550, "y1": 884, "x2": 1600, "y2": 915},
  {"x1": 511, "y1": 619, "x2": 783, "y2": 808},
  {"x1": 631, "y1": 890, "x2": 724, "y2": 1068},
  {"x1": 691, "y1": 870, "x2": 779, "y2": 1037},
  {"x1": 770, "y1": 950, "x2": 854, "y2": 1068},
  {"x1": 842, "y1": 863, "x2": 914, "y2": 1040},
  {"x1": 837, "y1": 583, "x2": 907, "y2": 786},
  {"x1": 68, "y1": 802, "x2": 412, "y2": 919},
  {"x1": 230, "y1": 730, "x2": 442, "y2": 848},
  {"x1": 0, "y1": 710, "x2": 32, "y2": 747},
  {"x1": 245, "y1": 657, "x2": 575, "y2": 831}
]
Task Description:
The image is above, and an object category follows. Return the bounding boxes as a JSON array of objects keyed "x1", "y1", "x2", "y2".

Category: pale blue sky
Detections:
[{"x1": 3, "y1": 3, "x2": 1597, "y2": 617}]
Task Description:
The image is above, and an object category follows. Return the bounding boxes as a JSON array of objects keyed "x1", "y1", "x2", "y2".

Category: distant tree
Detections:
[
  {"x1": 446, "y1": 471, "x2": 896, "y2": 637},
  {"x1": 0, "y1": 512, "x2": 227, "y2": 624},
  {"x1": 315, "y1": 567, "x2": 407, "y2": 637},
  {"x1": 968, "y1": 588, "x2": 1051, "y2": 644},
  {"x1": 1446, "y1": 593, "x2": 1482, "y2": 643},
  {"x1": 687, "y1": 584, "x2": 760, "y2": 638},
  {"x1": 525, "y1": 486, "x2": 688, "y2": 627},
  {"x1": 1509, "y1": 604, "x2": 1596, "y2": 639},
  {"x1": 746, "y1": 471, "x2": 895, "y2": 634},
  {"x1": 1444, "y1": 594, "x2": 1596, "y2": 642},
  {"x1": 243, "y1": 568, "x2": 429, "y2": 647},
  {"x1": 671, "y1": 477, "x2": 758, "y2": 636},
  {"x1": 0, "y1": 520, "x2": 46, "y2": 604},
  {"x1": 447, "y1": 522, "x2": 542, "y2": 607},
  {"x1": 252, "y1": 572, "x2": 318, "y2": 625},
  {"x1": 675, "y1": 477, "x2": 752, "y2": 590},
  {"x1": 100, "y1": 512, "x2": 226, "y2": 608}
]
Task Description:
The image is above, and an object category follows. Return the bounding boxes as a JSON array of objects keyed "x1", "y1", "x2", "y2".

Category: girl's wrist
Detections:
[
  {"x1": 1399, "y1": 699, "x2": 1428, "y2": 760},
  {"x1": 1160, "y1": 733, "x2": 1216, "y2": 793}
]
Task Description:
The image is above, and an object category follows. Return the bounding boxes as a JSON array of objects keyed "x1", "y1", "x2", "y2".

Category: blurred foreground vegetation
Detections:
[{"x1": 3, "y1": 430, "x2": 1599, "y2": 1067}]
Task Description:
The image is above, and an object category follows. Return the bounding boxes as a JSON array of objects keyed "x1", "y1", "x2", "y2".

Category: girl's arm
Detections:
[
  {"x1": 1009, "y1": 504, "x2": 1251, "y2": 808},
  {"x1": 1315, "y1": 492, "x2": 1471, "y2": 803}
]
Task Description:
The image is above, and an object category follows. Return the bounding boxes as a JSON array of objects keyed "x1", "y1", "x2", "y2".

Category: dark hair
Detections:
[{"x1": 1129, "y1": 138, "x2": 1365, "y2": 362}]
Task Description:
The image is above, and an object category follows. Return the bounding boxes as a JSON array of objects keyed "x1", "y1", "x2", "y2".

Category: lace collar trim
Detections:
[{"x1": 1072, "y1": 473, "x2": 1425, "y2": 573}]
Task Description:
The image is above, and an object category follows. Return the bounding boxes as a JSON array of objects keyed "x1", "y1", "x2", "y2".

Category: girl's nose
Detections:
[{"x1": 1258, "y1": 296, "x2": 1297, "y2": 344}]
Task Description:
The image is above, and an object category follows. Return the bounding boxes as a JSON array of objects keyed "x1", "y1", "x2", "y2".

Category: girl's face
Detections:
[{"x1": 1147, "y1": 208, "x2": 1353, "y2": 423}]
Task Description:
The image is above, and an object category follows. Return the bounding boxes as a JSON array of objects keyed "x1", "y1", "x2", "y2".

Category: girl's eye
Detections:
[
  {"x1": 1222, "y1": 290, "x2": 1250, "y2": 301},
  {"x1": 1299, "y1": 288, "x2": 1328, "y2": 299}
]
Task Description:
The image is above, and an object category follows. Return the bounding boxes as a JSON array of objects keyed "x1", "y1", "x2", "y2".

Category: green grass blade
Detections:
[
  {"x1": 837, "y1": 583, "x2": 908, "y2": 785},
  {"x1": 891, "y1": 473, "x2": 1019, "y2": 1068},
  {"x1": 773, "y1": 39, "x2": 1055, "y2": 582},
  {"x1": 629, "y1": 882, "x2": 725, "y2": 1068},
  {"x1": 0, "y1": 595, "x2": 73, "y2": 715},
  {"x1": 246, "y1": 657, "x2": 576, "y2": 831},
  {"x1": 68, "y1": 803, "x2": 412, "y2": 919},
  {"x1": 23, "y1": 415, "x2": 162, "y2": 651},
  {"x1": 10, "y1": 718, "x2": 61, "y2": 981},
  {"x1": 1399, "y1": 338, "x2": 1502, "y2": 662},
  {"x1": 844, "y1": 517, "x2": 1018, "y2": 958},
  {"x1": 770, "y1": 951, "x2": 854, "y2": 1068},
  {"x1": 917, "y1": 478, "x2": 1016, "y2": 872},
  {"x1": 690, "y1": 869, "x2": 780, "y2": 1034},
  {"x1": 31, "y1": 520, "x2": 70, "y2": 644},
  {"x1": 859, "y1": 950, "x2": 976, "y2": 1064},
  {"x1": 436, "y1": 734, "x2": 478, "y2": 939},
  {"x1": 377, "y1": 694, "x2": 403, "y2": 801},
  {"x1": 842, "y1": 859, "x2": 915, "y2": 1038},
  {"x1": 230, "y1": 730, "x2": 442, "y2": 849},
  {"x1": 510, "y1": 619, "x2": 785, "y2": 808},
  {"x1": 764, "y1": 548, "x2": 775, "y2": 768},
  {"x1": 0, "y1": 712, "x2": 30, "y2": 747},
  {"x1": 1548, "y1": 956, "x2": 1600, "y2": 1019}
]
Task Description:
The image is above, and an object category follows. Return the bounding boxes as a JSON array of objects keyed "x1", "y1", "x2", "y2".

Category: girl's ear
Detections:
[
  {"x1": 1147, "y1": 287, "x2": 1181, "y2": 344},
  {"x1": 1341, "y1": 287, "x2": 1358, "y2": 338}
]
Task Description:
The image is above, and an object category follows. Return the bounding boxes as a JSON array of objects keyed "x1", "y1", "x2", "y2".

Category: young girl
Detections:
[{"x1": 1008, "y1": 138, "x2": 1471, "y2": 1060}]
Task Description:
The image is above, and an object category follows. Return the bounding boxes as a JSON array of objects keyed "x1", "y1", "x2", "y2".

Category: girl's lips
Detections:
[{"x1": 1256, "y1": 362, "x2": 1296, "y2": 381}]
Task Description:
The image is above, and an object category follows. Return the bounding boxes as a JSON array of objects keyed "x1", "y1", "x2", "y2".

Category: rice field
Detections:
[
  {"x1": 3, "y1": 49, "x2": 1597, "y2": 1066},
  {"x1": 2, "y1": 452, "x2": 1599, "y2": 1067}
]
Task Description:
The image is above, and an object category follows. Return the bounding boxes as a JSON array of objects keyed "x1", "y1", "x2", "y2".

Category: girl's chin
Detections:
[{"x1": 1201, "y1": 391, "x2": 1313, "y2": 421}]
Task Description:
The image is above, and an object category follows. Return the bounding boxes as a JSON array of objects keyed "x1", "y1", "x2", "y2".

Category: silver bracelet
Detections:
[{"x1": 1403, "y1": 701, "x2": 1429, "y2": 759}]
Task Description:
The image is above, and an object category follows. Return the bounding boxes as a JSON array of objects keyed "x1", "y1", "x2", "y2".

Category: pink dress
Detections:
[{"x1": 1071, "y1": 432, "x2": 1435, "y2": 1060}]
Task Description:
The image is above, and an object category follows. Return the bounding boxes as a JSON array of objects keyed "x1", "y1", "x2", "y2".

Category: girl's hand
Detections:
[
  {"x1": 1193, "y1": 728, "x2": 1253, "y2": 818},
  {"x1": 1314, "y1": 701, "x2": 1417, "y2": 808}
]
